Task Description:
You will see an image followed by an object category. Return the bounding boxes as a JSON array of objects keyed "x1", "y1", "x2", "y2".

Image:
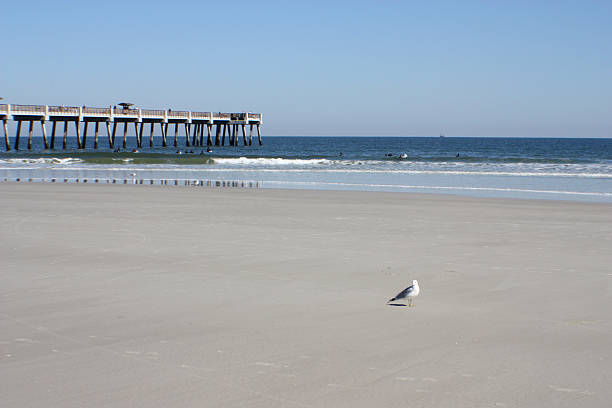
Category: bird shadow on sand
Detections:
[{"x1": 387, "y1": 303, "x2": 408, "y2": 307}]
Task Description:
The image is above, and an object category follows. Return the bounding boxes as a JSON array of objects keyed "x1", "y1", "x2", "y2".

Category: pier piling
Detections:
[
  {"x1": 257, "y1": 124, "x2": 262, "y2": 145},
  {"x1": 134, "y1": 123, "x2": 139, "y2": 148},
  {"x1": 106, "y1": 122, "x2": 112, "y2": 148},
  {"x1": 3, "y1": 119, "x2": 9, "y2": 151},
  {"x1": 82, "y1": 122, "x2": 88, "y2": 149},
  {"x1": 111, "y1": 122, "x2": 117, "y2": 148},
  {"x1": 75, "y1": 120, "x2": 81, "y2": 149},
  {"x1": 41, "y1": 121, "x2": 49, "y2": 149},
  {"x1": 184, "y1": 123, "x2": 191, "y2": 147},
  {"x1": 14, "y1": 120, "x2": 22, "y2": 150},
  {"x1": 28, "y1": 120, "x2": 33, "y2": 150},
  {"x1": 160, "y1": 122, "x2": 165, "y2": 147},
  {"x1": 148, "y1": 123, "x2": 154, "y2": 147},
  {"x1": 137, "y1": 122, "x2": 143, "y2": 148},
  {"x1": 94, "y1": 122, "x2": 99, "y2": 149},
  {"x1": 51, "y1": 121, "x2": 56, "y2": 149},
  {"x1": 122, "y1": 122, "x2": 128, "y2": 148},
  {"x1": 192, "y1": 124, "x2": 198, "y2": 146},
  {"x1": 174, "y1": 123, "x2": 178, "y2": 147},
  {"x1": 62, "y1": 121, "x2": 68, "y2": 149}
]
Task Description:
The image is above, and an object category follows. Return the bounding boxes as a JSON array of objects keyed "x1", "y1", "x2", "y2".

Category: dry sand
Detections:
[{"x1": 1, "y1": 183, "x2": 611, "y2": 407}]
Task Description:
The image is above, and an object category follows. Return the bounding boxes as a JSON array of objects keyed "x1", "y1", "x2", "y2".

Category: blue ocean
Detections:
[{"x1": 1, "y1": 136, "x2": 611, "y2": 202}]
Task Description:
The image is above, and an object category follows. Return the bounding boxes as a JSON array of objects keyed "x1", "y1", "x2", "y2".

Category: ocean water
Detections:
[{"x1": 1, "y1": 136, "x2": 611, "y2": 202}]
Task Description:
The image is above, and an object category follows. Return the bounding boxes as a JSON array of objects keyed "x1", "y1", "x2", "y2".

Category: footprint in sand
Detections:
[
  {"x1": 15, "y1": 338, "x2": 36, "y2": 344},
  {"x1": 549, "y1": 385, "x2": 594, "y2": 395}
]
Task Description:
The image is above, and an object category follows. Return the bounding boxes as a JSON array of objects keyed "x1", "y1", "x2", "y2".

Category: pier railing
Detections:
[
  {"x1": 48, "y1": 106, "x2": 80, "y2": 115},
  {"x1": 11, "y1": 104, "x2": 46, "y2": 114},
  {"x1": 191, "y1": 112, "x2": 211, "y2": 119},
  {"x1": 113, "y1": 108, "x2": 139, "y2": 117},
  {"x1": 82, "y1": 107, "x2": 110, "y2": 115},
  {"x1": 167, "y1": 110, "x2": 189, "y2": 118},
  {"x1": 140, "y1": 109, "x2": 165, "y2": 118},
  {"x1": 230, "y1": 113, "x2": 246, "y2": 120}
]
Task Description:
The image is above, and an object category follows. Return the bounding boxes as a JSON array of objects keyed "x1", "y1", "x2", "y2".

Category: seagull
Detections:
[{"x1": 388, "y1": 280, "x2": 420, "y2": 307}]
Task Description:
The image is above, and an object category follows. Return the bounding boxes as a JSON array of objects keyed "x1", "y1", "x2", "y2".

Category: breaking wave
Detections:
[
  {"x1": 212, "y1": 157, "x2": 331, "y2": 166},
  {"x1": 0, "y1": 157, "x2": 84, "y2": 165}
]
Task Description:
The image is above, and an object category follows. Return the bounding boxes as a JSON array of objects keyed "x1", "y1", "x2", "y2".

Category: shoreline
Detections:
[
  {"x1": 1, "y1": 136, "x2": 611, "y2": 203},
  {"x1": 2, "y1": 183, "x2": 611, "y2": 407}
]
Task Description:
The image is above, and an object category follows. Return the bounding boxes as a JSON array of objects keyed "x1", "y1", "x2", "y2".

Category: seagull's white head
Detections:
[{"x1": 412, "y1": 280, "x2": 418, "y2": 286}]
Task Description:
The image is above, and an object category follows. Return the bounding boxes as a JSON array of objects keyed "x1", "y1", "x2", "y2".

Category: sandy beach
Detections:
[{"x1": 1, "y1": 183, "x2": 611, "y2": 407}]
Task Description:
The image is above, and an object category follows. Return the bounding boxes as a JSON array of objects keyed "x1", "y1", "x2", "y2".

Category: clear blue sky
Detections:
[{"x1": 1, "y1": 0, "x2": 610, "y2": 137}]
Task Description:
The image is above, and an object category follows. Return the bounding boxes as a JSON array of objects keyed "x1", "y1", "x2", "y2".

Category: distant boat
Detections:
[{"x1": 439, "y1": 134, "x2": 445, "y2": 138}]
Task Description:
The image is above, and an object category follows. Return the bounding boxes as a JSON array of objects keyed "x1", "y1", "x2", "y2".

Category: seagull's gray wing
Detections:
[{"x1": 389, "y1": 284, "x2": 414, "y2": 301}]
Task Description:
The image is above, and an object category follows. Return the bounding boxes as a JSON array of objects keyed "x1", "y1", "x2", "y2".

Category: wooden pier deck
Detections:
[{"x1": 0, "y1": 104, "x2": 262, "y2": 150}]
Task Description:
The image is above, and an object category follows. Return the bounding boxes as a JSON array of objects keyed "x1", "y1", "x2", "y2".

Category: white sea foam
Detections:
[
  {"x1": 0, "y1": 164, "x2": 610, "y2": 179},
  {"x1": 0, "y1": 157, "x2": 83, "y2": 165},
  {"x1": 263, "y1": 180, "x2": 612, "y2": 197},
  {"x1": 208, "y1": 157, "x2": 612, "y2": 177},
  {"x1": 204, "y1": 168, "x2": 612, "y2": 178},
  {"x1": 212, "y1": 157, "x2": 331, "y2": 166},
  {"x1": 1, "y1": 155, "x2": 611, "y2": 178}
]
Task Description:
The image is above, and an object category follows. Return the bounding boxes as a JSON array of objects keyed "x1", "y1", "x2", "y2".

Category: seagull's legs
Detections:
[{"x1": 409, "y1": 298, "x2": 414, "y2": 307}]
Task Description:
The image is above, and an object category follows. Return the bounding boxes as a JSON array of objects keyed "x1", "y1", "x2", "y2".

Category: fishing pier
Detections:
[{"x1": 0, "y1": 104, "x2": 263, "y2": 151}]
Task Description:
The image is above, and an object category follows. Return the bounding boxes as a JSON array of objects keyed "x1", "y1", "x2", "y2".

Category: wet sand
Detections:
[{"x1": 1, "y1": 183, "x2": 611, "y2": 407}]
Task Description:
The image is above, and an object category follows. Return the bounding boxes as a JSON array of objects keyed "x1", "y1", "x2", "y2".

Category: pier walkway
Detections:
[{"x1": 0, "y1": 104, "x2": 262, "y2": 150}]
